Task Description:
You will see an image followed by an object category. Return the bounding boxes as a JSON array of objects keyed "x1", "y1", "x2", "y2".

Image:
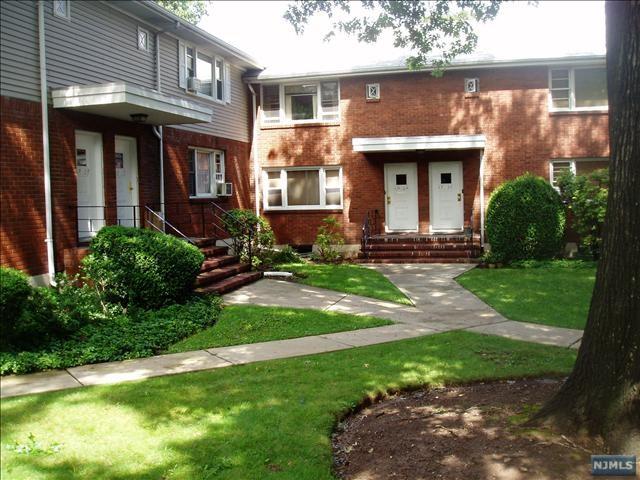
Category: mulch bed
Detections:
[{"x1": 333, "y1": 379, "x2": 604, "y2": 480}]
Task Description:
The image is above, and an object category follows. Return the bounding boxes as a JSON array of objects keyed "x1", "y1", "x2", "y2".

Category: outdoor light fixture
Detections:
[{"x1": 130, "y1": 113, "x2": 148, "y2": 123}]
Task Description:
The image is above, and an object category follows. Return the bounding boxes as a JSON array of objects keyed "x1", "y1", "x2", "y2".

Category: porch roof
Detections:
[
  {"x1": 51, "y1": 82, "x2": 212, "y2": 125},
  {"x1": 352, "y1": 134, "x2": 486, "y2": 153}
]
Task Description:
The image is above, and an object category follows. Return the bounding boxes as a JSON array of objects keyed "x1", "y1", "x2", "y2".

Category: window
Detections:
[
  {"x1": 263, "y1": 167, "x2": 343, "y2": 210},
  {"x1": 188, "y1": 148, "x2": 225, "y2": 198},
  {"x1": 196, "y1": 52, "x2": 213, "y2": 96},
  {"x1": 366, "y1": 83, "x2": 380, "y2": 100},
  {"x1": 260, "y1": 81, "x2": 340, "y2": 124},
  {"x1": 215, "y1": 59, "x2": 224, "y2": 101},
  {"x1": 549, "y1": 67, "x2": 608, "y2": 111},
  {"x1": 137, "y1": 27, "x2": 149, "y2": 51},
  {"x1": 53, "y1": 0, "x2": 70, "y2": 19},
  {"x1": 180, "y1": 43, "x2": 228, "y2": 102},
  {"x1": 549, "y1": 158, "x2": 609, "y2": 188}
]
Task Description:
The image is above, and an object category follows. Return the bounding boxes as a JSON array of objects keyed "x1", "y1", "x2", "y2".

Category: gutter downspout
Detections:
[
  {"x1": 153, "y1": 31, "x2": 165, "y2": 220},
  {"x1": 247, "y1": 84, "x2": 260, "y2": 217},
  {"x1": 38, "y1": 1, "x2": 55, "y2": 285},
  {"x1": 479, "y1": 149, "x2": 485, "y2": 247}
]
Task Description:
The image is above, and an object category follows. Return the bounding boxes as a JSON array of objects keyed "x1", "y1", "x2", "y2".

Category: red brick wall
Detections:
[{"x1": 256, "y1": 65, "x2": 609, "y2": 244}]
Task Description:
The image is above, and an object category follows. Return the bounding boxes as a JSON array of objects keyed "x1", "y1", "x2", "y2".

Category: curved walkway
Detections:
[{"x1": 0, "y1": 264, "x2": 583, "y2": 398}]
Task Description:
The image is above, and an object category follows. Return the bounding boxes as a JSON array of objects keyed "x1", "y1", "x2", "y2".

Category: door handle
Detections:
[
  {"x1": 457, "y1": 193, "x2": 462, "y2": 201},
  {"x1": 387, "y1": 195, "x2": 391, "y2": 205}
]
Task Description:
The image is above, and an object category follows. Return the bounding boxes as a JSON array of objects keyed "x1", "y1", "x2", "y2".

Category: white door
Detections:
[
  {"x1": 384, "y1": 162, "x2": 419, "y2": 231},
  {"x1": 75, "y1": 131, "x2": 104, "y2": 241},
  {"x1": 429, "y1": 161, "x2": 464, "y2": 232},
  {"x1": 115, "y1": 136, "x2": 139, "y2": 227}
]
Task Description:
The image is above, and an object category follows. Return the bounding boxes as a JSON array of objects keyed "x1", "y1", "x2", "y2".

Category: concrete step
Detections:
[
  {"x1": 368, "y1": 235, "x2": 473, "y2": 244},
  {"x1": 201, "y1": 255, "x2": 239, "y2": 273},
  {"x1": 365, "y1": 242, "x2": 477, "y2": 251},
  {"x1": 199, "y1": 245, "x2": 228, "y2": 258},
  {"x1": 195, "y1": 263, "x2": 251, "y2": 287},
  {"x1": 356, "y1": 257, "x2": 481, "y2": 264},
  {"x1": 361, "y1": 249, "x2": 479, "y2": 259},
  {"x1": 195, "y1": 271, "x2": 263, "y2": 295}
]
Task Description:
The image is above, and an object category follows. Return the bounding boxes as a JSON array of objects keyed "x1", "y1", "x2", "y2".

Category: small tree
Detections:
[
  {"x1": 314, "y1": 217, "x2": 345, "y2": 262},
  {"x1": 222, "y1": 209, "x2": 275, "y2": 267},
  {"x1": 557, "y1": 168, "x2": 609, "y2": 259}
]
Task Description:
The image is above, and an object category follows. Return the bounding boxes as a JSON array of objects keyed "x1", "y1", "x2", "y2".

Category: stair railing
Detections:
[
  {"x1": 209, "y1": 202, "x2": 256, "y2": 268},
  {"x1": 361, "y1": 209, "x2": 380, "y2": 259},
  {"x1": 144, "y1": 206, "x2": 195, "y2": 244}
]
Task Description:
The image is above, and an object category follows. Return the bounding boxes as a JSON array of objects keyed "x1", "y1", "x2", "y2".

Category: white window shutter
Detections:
[
  {"x1": 178, "y1": 41, "x2": 186, "y2": 89},
  {"x1": 224, "y1": 62, "x2": 231, "y2": 103}
]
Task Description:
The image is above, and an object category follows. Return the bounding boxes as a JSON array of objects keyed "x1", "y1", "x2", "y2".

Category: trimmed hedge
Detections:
[
  {"x1": 486, "y1": 173, "x2": 566, "y2": 262},
  {"x1": 0, "y1": 267, "x2": 32, "y2": 333},
  {"x1": 82, "y1": 226, "x2": 205, "y2": 309},
  {"x1": 0, "y1": 296, "x2": 222, "y2": 375}
]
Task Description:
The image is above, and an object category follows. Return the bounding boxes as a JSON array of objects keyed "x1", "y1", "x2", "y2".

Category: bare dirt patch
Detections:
[{"x1": 333, "y1": 379, "x2": 605, "y2": 480}]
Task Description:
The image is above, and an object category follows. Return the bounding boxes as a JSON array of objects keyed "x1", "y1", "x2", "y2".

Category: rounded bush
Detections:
[
  {"x1": 486, "y1": 173, "x2": 566, "y2": 262},
  {"x1": 82, "y1": 226, "x2": 205, "y2": 309},
  {"x1": 0, "y1": 267, "x2": 32, "y2": 324}
]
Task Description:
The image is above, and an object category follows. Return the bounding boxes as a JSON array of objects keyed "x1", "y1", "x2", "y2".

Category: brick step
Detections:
[
  {"x1": 199, "y1": 245, "x2": 228, "y2": 258},
  {"x1": 356, "y1": 257, "x2": 481, "y2": 264},
  {"x1": 361, "y1": 249, "x2": 479, "y2": 259},
  {"x1": 365, "y1": 242, "x2": 477, "y2": 251},
  {"x1": 368, "y1": 235, "x2": 473, "y2": 245},
  {"x1": 200, "y1": 255, "x2": 239, "y2": 273},
  {"x1": 195, "y1": 271, "x2": 263, "y2": 295},
  {"x1": 195, "y1": 263, "x2": 251, "y2": 287},
  {"x1": 192, "y1": 237, "x2": 218, "y2": 248}
]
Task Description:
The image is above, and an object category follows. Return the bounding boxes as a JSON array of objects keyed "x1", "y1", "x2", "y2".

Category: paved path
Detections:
[{"x1": 0, "y1": 265, "x2": 583, "y2": 399}]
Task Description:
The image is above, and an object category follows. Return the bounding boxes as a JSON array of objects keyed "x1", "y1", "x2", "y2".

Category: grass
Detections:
[
  {"x1": 0, "y1": 331, "x2": 576, "y2": 480},
  {"x1": 167, "y1": 305, "x2": 392, "y2": 353},
  {"x1": 276, "y1": 262, "x2": 413, "y2": 305},
  {"x1": 456, "y1": 261, "x2": 596, "y2": 329}
]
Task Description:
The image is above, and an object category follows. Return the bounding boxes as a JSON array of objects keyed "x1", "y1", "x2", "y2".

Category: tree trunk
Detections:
[{"x1": 534, "y1": 1, "x2": 640, "y2": 451}]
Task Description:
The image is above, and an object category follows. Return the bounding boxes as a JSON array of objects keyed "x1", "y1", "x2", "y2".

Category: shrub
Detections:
[
  {"x1": 486, "y1": 173, "x2": 566, "y2": 263},
  {"x1": 222, "y1": 209, "x2": 275, "y2": 267},
  {"x1": 82, "y1": 226, "x2": 204, "y2": 309},
  {"x1": 557, "y1": 168, "x2": 608, "y2": 259},
  {"x1": 313, "y1": 217, "x2": 345, "y2": 262},
  {"x1": 267, "y1": 245, "x2": 303, "y2": 266},
  {"x1": 0, "y1": 267, "x2": 32, "y2": 330},
  {"x1": 0, "y1": 296, "x2": 223, "y2": 375}
]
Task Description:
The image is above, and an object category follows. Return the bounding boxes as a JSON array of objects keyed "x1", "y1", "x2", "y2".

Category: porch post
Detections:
[{"x1": 479, "y1": 149, "x2": 485, "y2": 247}]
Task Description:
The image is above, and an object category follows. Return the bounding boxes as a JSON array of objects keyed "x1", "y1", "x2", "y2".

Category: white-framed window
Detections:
[
  {"x1": 53, "y1": 0, "x2": 70, "y2": 19},
  {"x1": 366, "y1": 83, "x2": 380, "y2": 100},
  {"x1": 549, "y1": 158, "x2": 609, "y2": 188},
  {"x1": 263, "y1": 167, "x2": 343, "y2": 210},
  {"x1": 260, "y1": 81, "x2": 340, "y2": 124},
  {"x1": 549, "y1": 66, "x2": 608, "y2": 112},
  {"x1": 137, "y1": 27, "x2": 149, "y2": 51},
  {"x1": 188, "y1": 148, "x2": 225, "y2": 198},
  {"x1": 179, "y1": 42, "x2": 230, "y2": 103}
]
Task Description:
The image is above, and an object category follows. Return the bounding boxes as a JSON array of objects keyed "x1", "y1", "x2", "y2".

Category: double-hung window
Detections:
[
  {"x1": 549, "y1": 158, "x2": 609, "y2": 188},
  {"x1": 180, "y1": 42, "x2": 230, "y2": 103},
  {"x1": 549, "y1": 67, "x2": 608, "y2": 111},
  {"x1": 261, "y1": 81, "x2": 340, "y2": 124},
  {"x1": 263, "y1": 167, "x2": 343, "y2": 210},
  {"x1": 188, "y1": 148, "x2": 225, "y2": 198}
]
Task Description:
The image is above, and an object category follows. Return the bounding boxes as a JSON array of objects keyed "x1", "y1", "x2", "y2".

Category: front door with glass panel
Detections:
[
  {"x1": 115, "y1": 136, "x2": 139, "y2": 227},
  {"x1": 384, "y1": 163, "x2": 419, "y2": 231},
  {"x1": 429, "y1": 161, "x2": 464, "y2": 232},
  {"x1": 75, "y1": 131, "x2": 105, "y2": 241}
]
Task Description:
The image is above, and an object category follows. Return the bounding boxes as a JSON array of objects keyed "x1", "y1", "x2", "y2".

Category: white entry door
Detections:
[
  {"x1": 384, "y1": 162, "x2": 419, "y2": 231},
  {"x1": 429, "y1": 161, "x2": 464, "y2": 232},
  {"x1": 75, "y1": 131, "x2": 104, "y2": 241},
  {"x1": 115, "y1": 136, "x2": 139, "y2": 227}
]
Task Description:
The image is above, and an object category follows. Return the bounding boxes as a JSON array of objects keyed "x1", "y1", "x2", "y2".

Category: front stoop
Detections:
[
  {"x1": 358, "y1": 234, "x2": 481, "y2": 264},
  {"x1": 192, "y1": 238, "x2": 263, "y2": 295}
]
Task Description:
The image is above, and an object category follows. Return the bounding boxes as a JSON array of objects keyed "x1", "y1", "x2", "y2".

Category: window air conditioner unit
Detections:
[
  {"x1": 464, "y1": 78, "x2": 479, "y2": 93},
  {"x1": 187, "y1": 77, "x2": 201, "y2": 92},
  {"x1": 215, "y1": 173, "x2": 224, "y2": 183},
  {"x1": 216, "y1": 182, "x2": 233, "y2": 196}
]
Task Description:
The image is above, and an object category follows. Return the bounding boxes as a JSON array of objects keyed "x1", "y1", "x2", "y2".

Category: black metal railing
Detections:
[
  {"x1": 209, "y1": 201, "x2": 256, "y2": 267},
  {"x1": 361, "y1": 209, "x2": 380, "y2": 259},
  {"x1": 144, "y1": 206, "x2": 194, "y2": 244}
]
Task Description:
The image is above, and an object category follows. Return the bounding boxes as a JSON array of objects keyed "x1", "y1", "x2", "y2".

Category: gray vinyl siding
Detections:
[
  {"x1": 160, "y1": 35, "x2": 250, "y2": 143},
  {"x1": 44, "y1": 1, "x2": 156, "y2": 90},
  {"x1": 0, "y1": 1, "x2": 40, "y2": 102}
]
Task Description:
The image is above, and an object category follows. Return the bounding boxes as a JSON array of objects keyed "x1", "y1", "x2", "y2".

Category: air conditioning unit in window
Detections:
[
  {"x1": 187, "y1": 77, "x2": 201, "y2": 92},
  {"x1": 464, "y1": 78, "x2": 479, "y2": 93},
  {"x1": 215, "y1": 173, "x2": 224, "y2": 183},
  {"x1": 216, "y1": 182, "x2": 233, "y2": 196}
]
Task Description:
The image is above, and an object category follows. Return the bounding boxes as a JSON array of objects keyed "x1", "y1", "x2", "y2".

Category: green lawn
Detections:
[
  {"x1": 168, "y1": 305, "x2": 392, "y2": 353},
  {"x1": 456, "y1": 262, "x2": 596, "y2": 329},
  {"x1": 1, "y1": 331, "x2": 576, "y2": 480},
  {"x1": 276, "y1": 263, "x2": 413, "y2": 305}
]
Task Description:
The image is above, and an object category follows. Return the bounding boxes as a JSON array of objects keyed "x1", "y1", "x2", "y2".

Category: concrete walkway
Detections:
[{"x1": 0, "y1": 265, "x2": 583, "y2": 399}]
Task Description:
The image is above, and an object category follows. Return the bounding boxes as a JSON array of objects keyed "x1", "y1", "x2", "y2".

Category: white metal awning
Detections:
[
  {"x1": 352, "y1": 134, "x2": 486, "y2": 152},
  {"x1": 52, "y1": 82, "x2": 212, "y2": 125}
]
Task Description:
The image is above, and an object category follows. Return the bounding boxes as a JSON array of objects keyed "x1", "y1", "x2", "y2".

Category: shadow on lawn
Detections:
[{"x1": 0, "y1": 332, "x2": 576, "y2": 480}]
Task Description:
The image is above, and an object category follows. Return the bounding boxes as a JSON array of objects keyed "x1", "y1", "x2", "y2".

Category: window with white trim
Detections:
[
  {"x1": 137, "y1": 27, "x2": 149, "y2": 51},
  {"x1": 263, "y1": 167, "x2": 343, "y2": 210},
  {"x1": 549, "y1": 158, "x2": 609, "y2": 188},
  {"x1": 180, "y1": 43, "x2": 230, "y2": 103},
  {"x1": 188, "y1": 148, "x2": 225, "y2": 198},
  {"x1": 260, "y1": 81, "x2": 340, "y2": 124},
  {"x1": 53, "y1": 0, "x2": 70, "y2": 19},
  {"x1": 549, "y1": 67, "x2": 608, "y2": 111}
]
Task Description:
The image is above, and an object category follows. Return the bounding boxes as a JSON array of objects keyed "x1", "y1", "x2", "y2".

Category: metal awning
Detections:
[
  {"x1": 352, "y1": 134, "x2": 486, "y2": 152},
  {"x1": 51, "y1": 82, "x2": 212, "y2": 125}
]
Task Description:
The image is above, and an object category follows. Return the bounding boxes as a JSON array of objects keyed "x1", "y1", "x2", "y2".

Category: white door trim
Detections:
[
  {"x1": 428, "y1": 160, "x2": 464, "y2": 233},
  {"x1": 384, "y1": 162, "x2": 419, "y2": 232},
  {"x1": 115, "y1": 135, "x2": 140, "y2": 227},
  {"x1": 75, "y1": 130, "x2": 105, "y2": 241}
]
